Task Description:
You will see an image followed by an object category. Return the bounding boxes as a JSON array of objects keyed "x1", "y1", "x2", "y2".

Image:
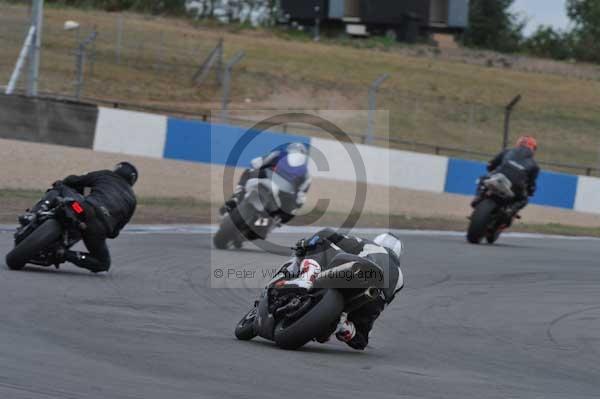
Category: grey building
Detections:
[{"x1": 280, "y1": 0, "x2": 469, "y2": 41}]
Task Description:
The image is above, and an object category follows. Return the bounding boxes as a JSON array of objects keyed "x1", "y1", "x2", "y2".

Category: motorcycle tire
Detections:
[
  {"x1": 6, "y1": 219, "x2": 62, "y2": 270},
  {"x1": 213, "y1": 214, "x2": 237, "y2": 249},
  {"x1": 235, "y1": 307, "x2": 258, "y2": 341},
  {"x1": 467, "y1": 199, "x2": 497, "y2": 244},
  {"x1": 273, "y1": 289, "x2": 345, "y2": 350},
  {"x1": 486, "y1": 229, "x2": 501, "y2": 244}
]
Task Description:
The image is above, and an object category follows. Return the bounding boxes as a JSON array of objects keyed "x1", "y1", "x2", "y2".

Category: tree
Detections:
[
  {"x1": 566, "y1": 0, "x2": 600, "y2": 62},
  {"x1": 46, "y1": 0, "x2": 185, "y2": 14},
  {"x1": 523, "y1": 26, "x2": 572, "y2": 60},
  {"x1": 464, "y1": 0, "x2": 524, "y2": 53}
]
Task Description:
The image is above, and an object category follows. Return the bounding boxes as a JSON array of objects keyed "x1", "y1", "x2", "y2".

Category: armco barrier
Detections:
[
  {"x1": 1, "y1": 93, "x2": 599, "y2": 214},
  {"x1": 444, "y1": 157, "x2": 578, "y2": 210}
]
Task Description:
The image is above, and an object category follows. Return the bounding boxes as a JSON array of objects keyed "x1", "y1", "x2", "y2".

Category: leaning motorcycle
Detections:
[
  {"x1": 214, "y1": 170, "x2": 296, "y2": 249},
  {"x1": 234, "y1": 254, "x2": 384, "y2": 350},
  {"x1": 467, "y1": 173, "x2": 520, "y2": 244},
  {"x1": 5, "y1": 187, "x2": 87, "y2": 270}
]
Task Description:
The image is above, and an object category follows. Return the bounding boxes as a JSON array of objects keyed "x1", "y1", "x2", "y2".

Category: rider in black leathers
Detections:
[
  {"x1": 27, "y1": 162, "x2": 138, "y2": 273},
  {"x1": 281, "y1": 228, "x2": 404, "y2": 350},
  {"x1": 472, "y1": 136, "x2": 540, "y2": 216}
]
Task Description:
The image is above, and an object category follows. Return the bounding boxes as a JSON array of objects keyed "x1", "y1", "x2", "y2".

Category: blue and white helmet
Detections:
[
  {"x1": 374, "y1": 233, "x2": 404, "y2": 260},
  {"x1": 287, "y1": 142, "x2": 308, "y2": 156}
]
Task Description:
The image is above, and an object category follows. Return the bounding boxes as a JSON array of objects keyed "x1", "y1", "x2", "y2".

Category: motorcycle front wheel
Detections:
[
  {"x1": 6, "y1": 219, "x2": 62, "y2": 270},
  {"x1": 235, "y1": 307, "x2": 258, "y2": 341}
]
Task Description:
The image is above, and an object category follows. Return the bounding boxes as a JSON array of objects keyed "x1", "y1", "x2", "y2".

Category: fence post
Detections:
[
  {"x1": 220, "y1": 51, "x2": 245, "y2": 123},
  {"x1": 503, "y1": 94, "x2": 522, "y2": 150},
  {"x1": 5, "y1": 26, "x2": 36, "y2": 95},
  {"x1": 74, "y1": 31, "x2": 98, "y2": 100},
  {"x1": 365, "y1": 73, "x2": 390, "y2": 144},
  {"x1": 27, "y1": 0, "x2": 44, "y2": 96},
  {"x1": 116, "y1": 14, "x2": 123, "y2": 64},
  {"x1": 314, "y1": 6, "x2": 321, "y2": 42},
  {"x1": 193, "y1": 38, "x2": 223, "y2": 85},
  {"x1": 597, "y1": 146, "x2": 600, "y2": 176},
  {"x1": 154, "y1": 31, "x2": 165, "y2": 72},
  {"x1": 74, "y1": 43, "x2": 85, "y2": 100},
  {"x1": 89, "y1": 25, "x2": 97, "y2": 77}
]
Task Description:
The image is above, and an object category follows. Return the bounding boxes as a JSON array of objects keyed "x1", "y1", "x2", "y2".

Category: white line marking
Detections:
[{"x1": 0, "y1": 224, "x2": 597, "y2": 241}]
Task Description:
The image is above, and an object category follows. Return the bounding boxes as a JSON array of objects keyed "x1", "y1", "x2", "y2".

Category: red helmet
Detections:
[{"x1": 516, "y1": 136, "x2": 537, "y2": 152}]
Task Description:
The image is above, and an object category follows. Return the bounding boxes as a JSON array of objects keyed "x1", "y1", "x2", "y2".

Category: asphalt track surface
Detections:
[{"x1": 0, "y1": 228, "x2": 599, "y2": 399}]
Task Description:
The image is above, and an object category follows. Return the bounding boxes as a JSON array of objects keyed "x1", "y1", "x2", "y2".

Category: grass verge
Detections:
[{"x1": 2, "y1": 3, "x2": 600, "y2": 172}]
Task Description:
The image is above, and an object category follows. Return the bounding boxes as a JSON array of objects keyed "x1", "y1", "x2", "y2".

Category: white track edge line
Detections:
[{"x1": 1, "y1": 224, "x2": 598, "y2": 241}]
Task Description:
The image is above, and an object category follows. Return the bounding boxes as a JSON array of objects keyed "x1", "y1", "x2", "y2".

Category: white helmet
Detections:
[
  {"x1": 286, "y1": 142, "x2": 309, "y2": 167},
  {"x1": 287, "y1": 142, "x2": 308, "y2": 155},
  {"x1": 374, "y1": 233, "x2": 404, "y2": 259}
]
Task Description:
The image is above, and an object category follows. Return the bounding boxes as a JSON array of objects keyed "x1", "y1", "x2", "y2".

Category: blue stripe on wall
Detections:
[
  {"x1": 444, "y1": 157, "x2": 578, "y2": 209},
  {"x1": 444, "y1": 158, "x2": 487, "y2": 197},
  {"x1": 531, "y1": 171, "x2": 578, "y2": 209},
  {"x1": 163, "y1": 119, "x2": 311, "y2": 167}
]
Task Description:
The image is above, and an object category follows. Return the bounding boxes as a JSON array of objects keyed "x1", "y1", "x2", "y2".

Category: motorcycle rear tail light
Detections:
[{"x1": 71, "y1": 201, "x2": 84, "y2": 214}]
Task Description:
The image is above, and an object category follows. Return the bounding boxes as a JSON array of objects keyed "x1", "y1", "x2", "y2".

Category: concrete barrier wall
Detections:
[
  {"x1": 444, "y1": 157, "x2": 579, "y2": 210},
  {"x1": 1, "y1": 94, "x2": 599, "y2": 215},
  {"x1": 0, "y1": 94, "x2": 97, "y2": 148},
  {"x1": 93, "y1": 107, "x2": 167, "y2": 158},
  {"x1": 309, "y1": 138, "x2": 448, "y2": 193},
  {"x1": 575, "y1": 176, "x2": 600, "y2": 214},
  {"x1": 164, "y1": 118, "x2": 310, "y2": 167}
]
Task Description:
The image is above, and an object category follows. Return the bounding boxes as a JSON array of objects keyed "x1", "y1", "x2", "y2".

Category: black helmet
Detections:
[{"x1": 113, "y1": 162, "x2": 138, "y2": 186}]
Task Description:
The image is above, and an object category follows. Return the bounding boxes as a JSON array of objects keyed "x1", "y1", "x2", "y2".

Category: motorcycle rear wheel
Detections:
[
  {"x1": 6, "y1": 219, "x2": 62, "y2": 270},
  {"x1": 486, "y1": 229, "x2": 501, "y2": 244},
  {"x1": 274, "y1": 289, "x2": 344, "y2": 350},
  {"x1": 467, "y1": 199, "x2": 497, "y2": 244}
]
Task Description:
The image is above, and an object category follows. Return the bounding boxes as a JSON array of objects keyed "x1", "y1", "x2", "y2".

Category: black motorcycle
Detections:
[
  {"x1": 467, "y1": 173, "x2": 520, "y2": 244},
  {"x1": 234, "y1": 254, "x2": 384, "y2": 350},
  {"x1": 214, "y1": 170, "x2": 295, "y2": 249},
  {"x1": 5, "y1": 188, "x2": 88, "y2": 270}
]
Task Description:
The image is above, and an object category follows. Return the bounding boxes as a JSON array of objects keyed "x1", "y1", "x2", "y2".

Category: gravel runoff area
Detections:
[{"x1": 1, "y1": 138, "x2": 600, "y2": 229}]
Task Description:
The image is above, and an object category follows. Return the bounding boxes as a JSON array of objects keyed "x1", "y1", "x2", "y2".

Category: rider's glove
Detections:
[
  {"x1": 250, "y1": 157, "x2": 264, "y2": 170},
  {"x1": 294, "y1": 235, "x2": 322, "y2": 257},
  {"x1": 51, "y1": 180, "x2": 64, "y2": 189}
]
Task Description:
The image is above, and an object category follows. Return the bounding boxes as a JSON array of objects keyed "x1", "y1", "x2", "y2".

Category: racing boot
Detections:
[
  {"x1": 64, "y1": 251, "x2": 109, "y2": 273},
  {"x1": 219, "y1": 185, "x2": 245, "y2": 215},
  {"x1": 334, "y1": 312, "x2": 356, "y2": 343},
  {"x1": 276, "y1": 259, "x2": 321, "y2": 290}
]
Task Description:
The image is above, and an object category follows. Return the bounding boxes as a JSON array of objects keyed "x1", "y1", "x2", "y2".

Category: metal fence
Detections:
[
  {"x1": 0, "y1": 5, "x2": 221, "y2": 100},
  {"x1": 2, "y1": 2, "x2": 600, "y2": 177}
]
